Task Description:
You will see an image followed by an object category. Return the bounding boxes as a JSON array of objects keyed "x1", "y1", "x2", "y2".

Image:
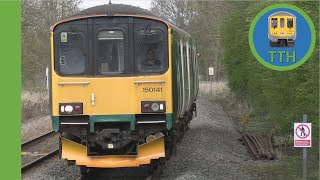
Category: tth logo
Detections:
[{"x1": 249, "y1": 4, "x2": 316, "y2": 71}]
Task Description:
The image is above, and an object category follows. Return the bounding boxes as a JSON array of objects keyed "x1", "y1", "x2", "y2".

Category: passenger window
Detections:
[
  {"x1": 135, "y1": 29, "x2": 166, "y2": 73},
  {"x1": 59, "y1": 32, "x2": 86, "y2": 75},
  {"x1": 271, "y1": 18, "x2": 278, "y2": 28},
  {"x1": 280, "y1": 18, "x2": 285, "y2": 28},
  {"x1": 287, "y1": 18, "x2": 293, "y2": 28},
  {"x1": 97, "y1": 30, "x2": 125, "y2": 74}
]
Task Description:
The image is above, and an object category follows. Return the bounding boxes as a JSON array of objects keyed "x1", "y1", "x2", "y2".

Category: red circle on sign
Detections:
[{"x1": 295, "y1": 124, "x2": 310, "y2": 139}]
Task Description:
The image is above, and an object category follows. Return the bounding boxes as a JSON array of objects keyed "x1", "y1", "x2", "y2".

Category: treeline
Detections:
[
  {"x1": 22, "y1": 0, "x2": 81, "y2": 89},
  {"x1": 151, "y1": 0, "x2": 228, "y2": 81},
  {"x1": 222, "y1": 1, "x2": 319, "y2": 137}
]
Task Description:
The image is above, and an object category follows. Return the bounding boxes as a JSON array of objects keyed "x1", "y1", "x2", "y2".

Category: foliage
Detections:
[
  {"x1": 150, "y1": 0, "x2": 196, "y2": 29},
  {"x1": 222, "y1": 1, "x2": 319, "y2": 140},
  {"x1": 151, "y1": 0, "x2": 319, "y2": 142},
  {"x1": 151, "y1": 0, "x2": 228, "y2": 81},
  {"x1": 22, "y1": 0, "x2": 82, "y2": 88}
]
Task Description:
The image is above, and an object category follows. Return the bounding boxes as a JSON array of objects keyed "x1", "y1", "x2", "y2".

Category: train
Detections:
[
  {"x1": 50, "y1": 4, "x2": 199, "y2": 175},
  {"x1": 268, "y1": 11, "x2": 296, "y2": 47}
]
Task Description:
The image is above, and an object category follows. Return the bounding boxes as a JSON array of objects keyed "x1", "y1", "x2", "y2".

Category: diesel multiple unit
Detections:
[{"x1": 50, "y1": 4, "x2": 199, "y2": 175}]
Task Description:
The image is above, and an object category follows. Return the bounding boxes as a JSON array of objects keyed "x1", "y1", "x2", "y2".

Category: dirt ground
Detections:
[{"x1": 21, "y1": 115, "x2": 52, "y2": 143}]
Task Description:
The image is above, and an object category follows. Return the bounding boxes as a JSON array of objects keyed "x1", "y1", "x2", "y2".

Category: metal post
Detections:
[
  {"x1": 216, "y1": 80, "x2": 218, "y2": 96},
  {"x1": 215, "y1": 65, "x2": 218, "y2": 96},
  {"x1": 210, "y1": 75, "x2": 213, "y2": 96},
  {"x1": 46, "y1": 67, "x2": 49, "y2": 90},
  {"x1": 302, "y1": 114, "x2": 307, "y2": 180}
]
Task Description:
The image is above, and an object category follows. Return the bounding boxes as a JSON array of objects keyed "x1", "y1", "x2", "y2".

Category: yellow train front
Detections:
[
  {"x1": 50, "y1": 4, "x2": 199, "y2": 174},
  {"x1": 268, "y1": 11, "x2": 296, "y2": 47}
]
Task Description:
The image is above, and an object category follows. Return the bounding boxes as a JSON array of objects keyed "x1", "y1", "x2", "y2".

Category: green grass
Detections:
[{"x1": 242, "y1": 148, "x2": 319, "y2": 179}]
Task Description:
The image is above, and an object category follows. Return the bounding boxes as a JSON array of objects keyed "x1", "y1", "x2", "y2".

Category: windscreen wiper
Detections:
[{"x1": 71, "y1": 26, "x2": 86, "y2": 56}]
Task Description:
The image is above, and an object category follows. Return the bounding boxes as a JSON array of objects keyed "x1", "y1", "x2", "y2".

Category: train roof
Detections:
[
  {"x1": 53, "y1": 4, "x2": 190, "y2": 37},
  {"x1": 73, "y1": 4, "x2": 154, "y2": 17},
  {"x1": 269, "y1": 11, "x2": 295, "y2": 18}
]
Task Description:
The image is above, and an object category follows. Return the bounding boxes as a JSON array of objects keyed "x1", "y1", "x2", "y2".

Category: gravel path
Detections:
[
  {"x1": 21, "y1": 115, "x2": 52, "y2": 143},
  {"x1": 160, "y1": 97, "x2": 253, "y2": 180},
  {"x1": 22, "y1": 97, "x2": 255, "y2": 180}
]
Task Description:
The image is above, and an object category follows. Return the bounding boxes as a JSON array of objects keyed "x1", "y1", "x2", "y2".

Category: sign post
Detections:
[
  {"x1": 45, "y1": 67, "x2": 49, "y2": 90},
  {"x1": 302, "y1": 114, "x2": 307, "y2": 180},
  {"x1": 294, "y1": 114, "x2": 311, "y2": 180},
  {"x1": 208, "y1": 67, "x2": 214, "y2": 96}
]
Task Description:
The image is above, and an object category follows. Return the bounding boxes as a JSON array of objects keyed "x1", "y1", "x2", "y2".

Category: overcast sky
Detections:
[{"x1": 80, "y1": 0, "x2": 152, "y2": 10}]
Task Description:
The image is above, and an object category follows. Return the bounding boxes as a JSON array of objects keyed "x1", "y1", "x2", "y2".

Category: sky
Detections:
[{"x1": 80, "y1": 0, "x2": 152, "y2": 10}]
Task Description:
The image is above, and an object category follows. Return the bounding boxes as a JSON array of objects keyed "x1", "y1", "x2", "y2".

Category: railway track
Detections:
[
  {"x1": 221, "y1": 106, "x2": 275, "y2": 160},
  {"x1": 21, "y1": 131, "x2": 59, "y2": 172},
  {"x1": 76, "y1": 161, "x2": 161, "y2": 180},
  {"x1": 77, "y1": 174, "x2": 154, "y2": 180}
]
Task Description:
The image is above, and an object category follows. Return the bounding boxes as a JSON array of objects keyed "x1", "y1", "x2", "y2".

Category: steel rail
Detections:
[
  {"x1": 21, "y1": 149, "x2": 59, "y2": 172},
  {"x1": 21, "y1": 131, "x2": 59, "y2": 172},
  {"x1": 22, "y1": 131, "x2": 55, "y2": 147}
]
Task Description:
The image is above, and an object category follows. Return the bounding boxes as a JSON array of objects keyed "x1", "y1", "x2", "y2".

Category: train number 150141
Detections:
[{"x1": 143, "y1": 87, "x2": 163, "y2": 93}]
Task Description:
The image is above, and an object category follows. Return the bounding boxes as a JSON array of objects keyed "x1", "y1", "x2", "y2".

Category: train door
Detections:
[
  {"x1": 186, "y1": 41, "x2": 191, "y2": 110},
  {"x1": 179, "y1": 39, "x2": 186, "y2": 117},
  {"x1": 193, "y1": 45, "x2": 198, "y2": 98},
  {"x1": 194, "y1": 46, "x2": 199, "y2": 96},
  {"x1": 182, "y1": 41, "x2": 189, "y2": 113},
  {"x1": 189, "y1": 44, "x2": 194, "y2": 102},
  {"x1": 176, "y1": 42, "x2": 183, "y2": 118},
  {"x1": 91, "y1": 17, "x2": 133, "y2": 115},
  {"x1": 279, "y1": 17, "x2": 286, "y2": 33}
]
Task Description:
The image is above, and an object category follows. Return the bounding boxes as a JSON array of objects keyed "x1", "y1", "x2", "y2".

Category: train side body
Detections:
[{"x1": 171, "y1": 28, "x2": 199, "y2": 122}]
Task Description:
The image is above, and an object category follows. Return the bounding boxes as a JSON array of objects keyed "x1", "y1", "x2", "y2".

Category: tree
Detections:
[
  {"x1": 150, "y1": 0, "x2": 229, "y2": 80},
  {"x1": 150, "y1": 0, "x2": 196, "y2": 29},
  {"x1": 22, "y1": 0, "x2": 82, "y2": 89}
]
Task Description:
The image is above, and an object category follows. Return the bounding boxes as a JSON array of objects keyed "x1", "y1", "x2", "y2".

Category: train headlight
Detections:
[
  {"x1": 141, "y1": 101, "x2": 166, "y2": 113},
  {"x1": 151, "y1": 103, "x2": 160, "y2": 111},
  {"x1": 65, "y1": 105, "x2": 73, "y2": 113}
]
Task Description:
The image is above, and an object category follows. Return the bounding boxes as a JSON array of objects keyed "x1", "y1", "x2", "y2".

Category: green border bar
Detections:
[
  {"x1": 166, "y1": 114, "x2": 173, "y2": 130},
  {"x1": 52, "y1": 116, "x2": 59, "y2": 132},
  {"x1": 0, "y1": 1, "x2": 21, "y2": 179},
  {"x1": 90, "y1": 115, "x2": 136, "y2": 132}
]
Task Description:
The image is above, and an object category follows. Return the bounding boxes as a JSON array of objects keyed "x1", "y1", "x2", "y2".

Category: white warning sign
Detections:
[
  {"x1": 209, "y1": 67, "x2": 214, "y2": 76},
  {"x1": 61, "y1": 32, "x2": 67, "y2": 42},
  {"x1": 294, "y1": 123, "x2": 311, "y2": 147}
]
